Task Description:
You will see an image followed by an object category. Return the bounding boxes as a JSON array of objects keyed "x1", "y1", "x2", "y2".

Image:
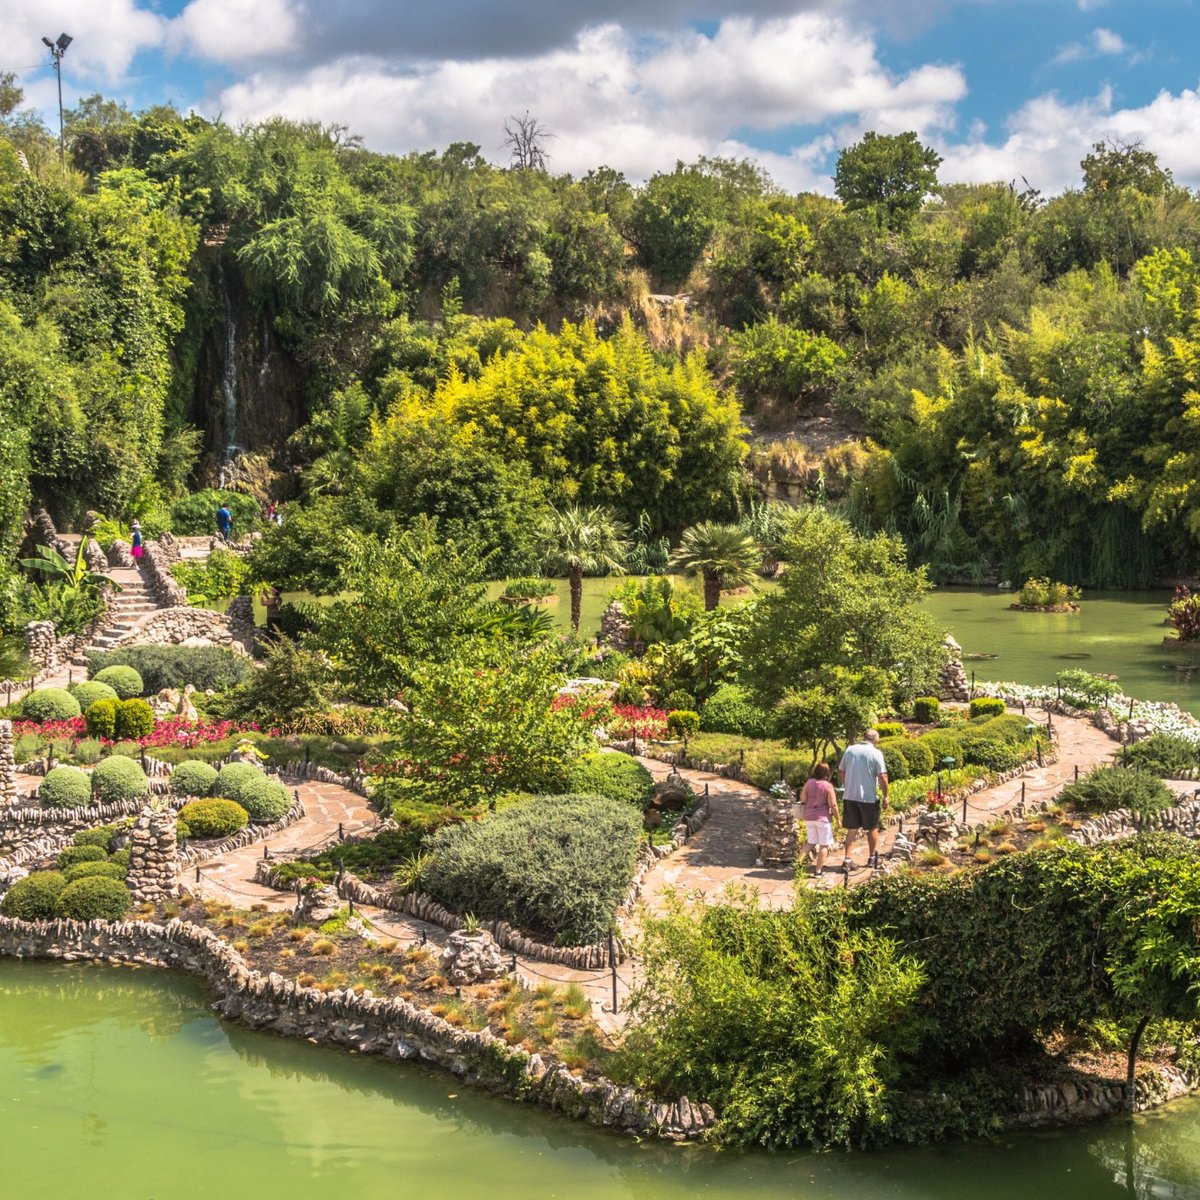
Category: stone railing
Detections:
[{"x1": 0, "y1": 915, "x2": 714, "y2": 1141}]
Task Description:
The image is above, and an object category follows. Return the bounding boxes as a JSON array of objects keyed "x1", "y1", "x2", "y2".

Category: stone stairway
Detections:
[{"x1": 71, "y1": 567, "x2": 165, "y2": 667}]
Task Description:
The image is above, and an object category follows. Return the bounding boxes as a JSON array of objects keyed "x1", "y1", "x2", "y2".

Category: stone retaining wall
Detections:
[
  {"x1": 0, "y1": 796, "x2": 186, "y2": 856},
  {"x1": 101, "y1": 606, "x2": 257, "y2": 654},
  {"x1": 0, "y1": 915, "x2": 713, "y2": 1141},
  {"x1": 1069, "y1": 797, "x2": 1200, "y2": 847}
]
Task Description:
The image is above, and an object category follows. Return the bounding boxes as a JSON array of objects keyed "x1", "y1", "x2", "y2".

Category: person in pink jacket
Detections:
[{"x1": 799, "y1": 762, "x2": 839, "y2": 875}]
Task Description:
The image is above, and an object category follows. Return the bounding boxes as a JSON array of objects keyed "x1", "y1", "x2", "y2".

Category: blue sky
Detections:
[{"x1": 6, "y1": 0, "x2": 1200, "y2": 193}]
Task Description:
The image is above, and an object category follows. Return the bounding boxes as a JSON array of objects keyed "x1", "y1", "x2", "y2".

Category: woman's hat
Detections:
[{"x1": 131, "y1": 519, "x2": 141, "y2": 528}]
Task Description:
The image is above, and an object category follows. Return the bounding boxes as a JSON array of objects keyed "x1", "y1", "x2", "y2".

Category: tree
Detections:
[
  {"x1": 502, "y1": 111, "x2": 552, "y2": 171},
  {"x1": 669, "y1": 521, "x2": 760, "y2": 610},
  {"x1": 385, "y1": 639, "x2": 593, "y2": 808},
  {"x1": 537, "y1": 504, "x2": 629, "y2": 633},
  {"x1": 741, "y1": 507, "x2": 945, "y2": 707},
  {"x1": 630, "y1": 164, "x2": 723, "y2": 288},
  {"x1": 834, "y1": 131, "x2": 942, "y2": 231}
]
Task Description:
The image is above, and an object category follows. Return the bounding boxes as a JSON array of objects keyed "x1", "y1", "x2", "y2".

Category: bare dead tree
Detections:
[{"x1": 502, "y1": 111, "x2": 552, "y2": 171}]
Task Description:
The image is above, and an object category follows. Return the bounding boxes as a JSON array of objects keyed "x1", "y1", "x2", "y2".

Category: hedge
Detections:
[
  {"x1": 912, "y1": 697, "x2": 940, "y2": 723},
  {"x1": 22, "y1": 688, "x2": 81, "y2": 722},
  {"x1": 876, "y1": 737, "x2": 934, "y2": 781},
  {"x1": 1, "y1": 871, "x2": 67, "y2": 919},
  {"x1": 214, "y1": 762, "x2": 290, "y2": 822},
  {"x1": 968, "y1": 698, "x2": 1006, "y2": 719},
  {"x1": 420, "y1": 793, "x2": 642, "y2": 944},
  {"x1": 68, "y1": 680, "x2": 119, "y2": 711},
  {"x1": 90, "y1": 755, "x2": 149, "y2": 804},
  {"x1": 39, "y1": 765, "x2": 92, "y2": 808},
  {"x1": 53, "y1": 876, "x2": 133, "y2": 921},
  {"x1": 178, "y1": 798, "x2": 249, "y2": 839},
  {"x1": 92, "y1": 665, "x2": 144, "y2": 699},
  {"x1": 170, "y1": 759, "x2": 219, "y2": 797},
  {"x1": 566, "y1": 752, "x2": 655, "y2": 807},
  {"x1": 86, "y1": 646, "x2": 254, "y2": 694}
]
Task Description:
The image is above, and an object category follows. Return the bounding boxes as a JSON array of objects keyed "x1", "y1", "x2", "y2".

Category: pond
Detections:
[{"x1": 0, "y1": 958, "x2": 1196, "y2": 1199}]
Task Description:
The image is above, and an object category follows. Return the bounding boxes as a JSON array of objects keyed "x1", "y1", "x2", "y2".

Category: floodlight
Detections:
[{"x1": 56, "y1": 33, "x2": 72, "y2": 50}]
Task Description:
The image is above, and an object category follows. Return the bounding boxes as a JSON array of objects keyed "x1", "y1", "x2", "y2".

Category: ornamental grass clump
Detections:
[
  {"x1": 420, "y1": 793, "x2": 642, "y2": 945},
  {"x1": 38, "y1": 765, "x2": 92, "y2": 809},
  {"x1": 1059, "y1": 765, "x2": 1174, "y2": 817}
]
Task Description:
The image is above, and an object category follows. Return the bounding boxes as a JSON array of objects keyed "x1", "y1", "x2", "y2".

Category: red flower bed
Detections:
[
  {"x1": 607, "y1": 705, "x2": 668, "y2": 740},
  {"x1": 13, "y1": 715, "x2": 258, "y2": 749}
]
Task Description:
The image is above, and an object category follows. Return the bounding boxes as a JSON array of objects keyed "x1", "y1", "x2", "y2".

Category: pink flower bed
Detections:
[
  {"x1": 607, "y1": 705, "x2": 668, "y2": 740},
  {"x1": 13, "y1": 716, "x2": 258, "y2": 749}
]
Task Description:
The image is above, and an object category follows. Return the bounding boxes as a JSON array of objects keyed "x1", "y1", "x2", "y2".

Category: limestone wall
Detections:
[{"x1": 102, "y1": 606, "x2": 256, "y2": 654}]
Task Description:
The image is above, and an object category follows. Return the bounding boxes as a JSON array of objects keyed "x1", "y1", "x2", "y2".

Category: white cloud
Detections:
[
  {"x1": 1092, "y1": 27, "x2": 1126, "y2": 55},
  {"x1": 939, "y1": 83, "x2": 1200, "y2": 193},
  {"x1": 213, "y1": 13, "x2": 966, "y2": 189},
  {"x1": 1052, "y1": 26, "x2": 1130, "y2": 65},
  {"x1": 170, "y1": 0, "x2": 301, "y2": 62},
  {"x1": 0, "y1": 0, "x2": 163, "y2": 83}
]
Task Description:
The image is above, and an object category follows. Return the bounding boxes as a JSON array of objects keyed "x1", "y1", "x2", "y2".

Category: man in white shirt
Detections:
[{"x1": 838, "y1": 729, "x2": 889, "y2": 870}]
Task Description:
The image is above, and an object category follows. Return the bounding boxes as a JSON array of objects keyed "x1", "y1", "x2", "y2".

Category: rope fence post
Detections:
[{"x1": 608, "y1": 929, "x2": 618, "y2": 1014}]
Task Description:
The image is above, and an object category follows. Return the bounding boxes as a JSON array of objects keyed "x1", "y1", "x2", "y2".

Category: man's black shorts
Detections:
[{"x1": 842, "y1": 800, "x2": 882, "y2": 830}]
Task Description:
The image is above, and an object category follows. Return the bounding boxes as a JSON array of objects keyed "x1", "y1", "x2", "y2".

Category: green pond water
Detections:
[{"x1": 2, "y1": 958, "x2": 1198, "y2": 1200}]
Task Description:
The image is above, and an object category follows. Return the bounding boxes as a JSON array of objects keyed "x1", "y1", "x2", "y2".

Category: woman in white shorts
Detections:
[{"x1": 800, "y1": 762, "x2": 838, "y2": 875}]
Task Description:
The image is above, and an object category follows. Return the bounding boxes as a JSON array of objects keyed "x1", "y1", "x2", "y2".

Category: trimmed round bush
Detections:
[
  {"x1": 873, "y1": 721, "x2": 905, "y2": 739},
  {"x1": 39, "y1": 765, "x2": 92, "y2": 809},
  {"x1": 22, "y1": 687, "x2": 81, "y2": 722},
  {"x1": 69, "y1": 680, "x2": 119, "y2": 711},
  {"x1": 215, "y1": 762, "x2": 291, "y2": 822},
  {"x1": 84, "y1": 698, "x2": 119, "y2": 740},
  {"x1": 73, "y1": 825, "x2": 117, "y2": 851},
  {"x1": 178, "y1": 798, "x2": 249, "y2": 839},
  {"x1": 90, "y1": 755, "x2": 149, "y2": 804},
  {"x1": 665, "y1": 710, "x2": 700, "y2": 737},
  {"x1": 2, "y1": 871, "x2": 67, "y2": 919},
  {"x1": 54, "y1": 876, "x2": 133, "y2": 921},
  {"x1": 968, "y1": 697, "x2": 1007, "y2": 719},
  {"x1": 171, "y1": 759, "x2": 219, "y2": 797},
  {"x1": 567, "y1": 752, "x2": 655, "y2": 807},
  {"x1": 116, "y1": 697, "x2": 155, "y2": 740},
  {"x1": 701, "y1": 683, "x2": 776, "y2": 739},
  {"x1": 63, "y1": 859, "x2": 127, "y2": 883},
  {"x1": 92, "y1": 664, "x2": 143, "y2": 699},
  {"x1": 111, "y1": 849, "x2": 130, "y2": 867},
  {"x1": 912, "y1": 696, "x2": 940, "y2": 723},
  {"x1": 57, "y1": 844, "x2": 107, "y2": 869},
  {"x1": 877, "y1": 737, "x2": 934, "y2": 782}
]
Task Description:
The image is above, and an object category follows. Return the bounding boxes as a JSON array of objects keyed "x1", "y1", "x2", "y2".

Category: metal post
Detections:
[
  {"x1": 937, "y1": 772, "x2": 943, "y2": 800},
  {"x1": 970, "y1": 669, "x2": 975, "y2": 698},
  {"x1": 68, "y1": 668, "x2": 73, "y2": 686},
  {"x1": 962, "y1": 795, "x2": 968, "y2": 823},
  {"x1": 1074, "y1": 764, "x2": 1079, "y2": 783},
  {"x1": 263, "y1": 844, "x2": 269, "y2": 860},
  {"x1": 509, "y1": 953, "x2": 517, "y2": 973},
  {"x1": 608, "y1": 929, "x2": 618, "y2": 1014},
  {"x1": 140, "y1": 747, "x2": 148, "y2": 772},
  {"x1": 1128, "y1": 697, "x2": 1135, "y2": 721},
  {"x1": 348, "y1": 896, "x2": 354, "y2": 917},
  {"x1": 1021, "y1": 780, "x2": 1026, "y2": 804},
  {"x1": 195, "y1": 865, "x2": 201, "y2": 882},
  {"x1": 898, "y1": 816, "x2": 903, "y2": 836},
  {"x1": 420, "y1": 929, "x2": 427, "y2": 946},
  {"x1": 779, "y1": 764, "x2": 785, "y2": 782}
]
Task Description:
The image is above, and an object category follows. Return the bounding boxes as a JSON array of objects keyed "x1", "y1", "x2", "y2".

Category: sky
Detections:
[{"x1": 6, "y1": 0, "x2": 1200, "y2": 194}]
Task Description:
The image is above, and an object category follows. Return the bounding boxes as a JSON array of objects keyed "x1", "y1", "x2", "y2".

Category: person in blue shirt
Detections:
[
  {"x1": 838, "y1": 729, "x2": 889, "y2": 871},
  {"x1": 216, "y1": 504, "x2": 232, "y2": 542}
]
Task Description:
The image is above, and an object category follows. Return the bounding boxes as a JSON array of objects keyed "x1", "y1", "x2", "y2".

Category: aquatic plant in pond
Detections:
[{"x1": 1169, "y1": 587, "x2": 1200, "y2": 642}]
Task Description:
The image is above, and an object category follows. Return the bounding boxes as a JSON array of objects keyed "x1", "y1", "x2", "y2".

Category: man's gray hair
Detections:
[{"x1": 865, "y1": 729, "x2": 881, "y2": 744}]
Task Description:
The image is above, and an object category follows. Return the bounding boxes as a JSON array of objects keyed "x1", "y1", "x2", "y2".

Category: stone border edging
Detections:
[
  {"x1": 1068, "y1": 797, "x2": 1200, "y2": 847},
  {"x1": 0, "y1": 914, "x2": 713, "y2": 1142}
]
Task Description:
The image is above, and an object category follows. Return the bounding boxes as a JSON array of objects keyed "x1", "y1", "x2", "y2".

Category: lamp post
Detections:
[
  {"x1": 1024, "y1": 722, "x2": 1040, "y2": 767},
  {"x1": 938, "y1": 755, "x2": 956, "y2": 801},
  {"x1": 41, "y1": 32, "x2": 72, "y2": 183}
]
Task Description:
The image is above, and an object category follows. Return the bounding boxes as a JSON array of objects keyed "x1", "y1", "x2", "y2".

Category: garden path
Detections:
[{"x1": 633, "y1": 704, "x2": 1120, "y2": 900}]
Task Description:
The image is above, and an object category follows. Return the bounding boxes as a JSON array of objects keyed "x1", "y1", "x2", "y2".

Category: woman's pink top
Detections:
[{"x1": 801, "y1": 778, "x2": 837, "y2": 821}]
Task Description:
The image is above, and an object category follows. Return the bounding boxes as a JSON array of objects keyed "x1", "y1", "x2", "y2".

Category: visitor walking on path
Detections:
[
  {"x1": 799, "y1": 763, "x2": 839, "y2": 876},
  {"x1": 839, "y1": 729, "x2": 889, "y2": 870},
  {"x1": 130, "y1": 519, "x2": 144, "y2": 560},
  {"x1": 216, "y1": 503, "x2": 232, "y2": 543}
]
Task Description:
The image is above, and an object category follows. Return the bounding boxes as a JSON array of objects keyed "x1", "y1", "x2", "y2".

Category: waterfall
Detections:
[{"x1": 217, "y1": 261, "x2": 242, "y2": 487}]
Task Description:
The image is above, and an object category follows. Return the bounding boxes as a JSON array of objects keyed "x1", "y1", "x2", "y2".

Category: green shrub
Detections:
[
  {"x1": 109, "y1": 740, "x2": 144, "y2": 758},
  {"x1": 666, "y1": 710, "x2": 701, "y2": 738},
  {"x1": 956, "y1": 733, "x2": 1026, "y2": 771},
  {"x1": 502, "y1": 576, "x2": 554, "y2": 600},
  {"x1": 663, "y1": 690, "x2": 698, "y2": 713},
  {"x1": 178, "y1": 798, "x2": 249, "y2": 839},
  {"x1": 111, "y1": 849, "x2": 129, "y2": 867},
  {"x1": 1, "y1": 871, "x2": 67, "y2": 919},
  {"x1": 877, "y1": 737, "x2": 934, "y2": 782},
  {"x1": 84, "y1": 698, "x2": 119, "y2": 740},
  {"x1": 63, "y1": 860, "x2": 127, "y2": 882},
  {"x1": 69, "y1": 680, "x2": 119, "y2": 711},
  {"x1": 22, "y1": 687, "x2": 81, "y2": 722},
  {"x1": 53, "y1": 876, "x2": 133, "y2": 921},
  {"x1": 213, "y1": 762, "x2": 290, "y2": 822},
  {"x1": 170, "y1": 488, "x2": 261, "y2": 537},
  {"x1": 976, "y1": 714, "x2": 1038, "y2": 745},
  {"x1": 873, "y1": 721, "x2": 905, "y2": 739},
  {"x1": 967, "y1": 698, "x2": 1006, "y2": 719},
  {"x1": 171, "y1": 759, "x2": 219, "y2": 797},
  {"x1": 73, "y1": 825, "x2": 118, "y2": 851},
  {"x1": 116, "y1": 697, "x2": 155, "y2": 740},
  {"x1": 919, "y1": 730, "x2": 963, "y2": 766},
  {"x1": 421, "y1": 794, "x2": 642, "y2": 944},
  {"x1": 701, "y1": 684, "x2": 776, "y2": 739},
  {"x1": 92, "y1": 665, "x2": 143, "y2": 699},
  {"x1": 1057, "y1": 669, "x2": 1121, "y2": 708},
  {"x1": 566, "y1": 752, "x2": 655, "y2": 807},
  {"x1": 1125, "y1": 733, "x2": 1200, "y2": 778},
  {"x1": 57, "y1": 845, "x2": 107, "y2": 869},
  {"x1": 90, "y1": 755, "x2": 149, "y2": 804},
  {"x1": 39, "y1": 765, "x2": 93, "y2": 809},
  {"x1": 1059, "y1": 765, "x2": 1174, "y2": 817},
  {"x1": 912, "y1": 697, "x2": 940, "y2": 723},
  {"x1": 86, "y1": 646, "x2": 254, "y2": 694}
]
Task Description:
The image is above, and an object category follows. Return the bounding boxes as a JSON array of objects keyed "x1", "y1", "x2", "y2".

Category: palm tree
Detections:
[
  {"x1": 537, "y1": 505, "x2": 629, "y2": 634},
  {"x1": 669, "y1": 522, "x2": 760, "y2": 610}
]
